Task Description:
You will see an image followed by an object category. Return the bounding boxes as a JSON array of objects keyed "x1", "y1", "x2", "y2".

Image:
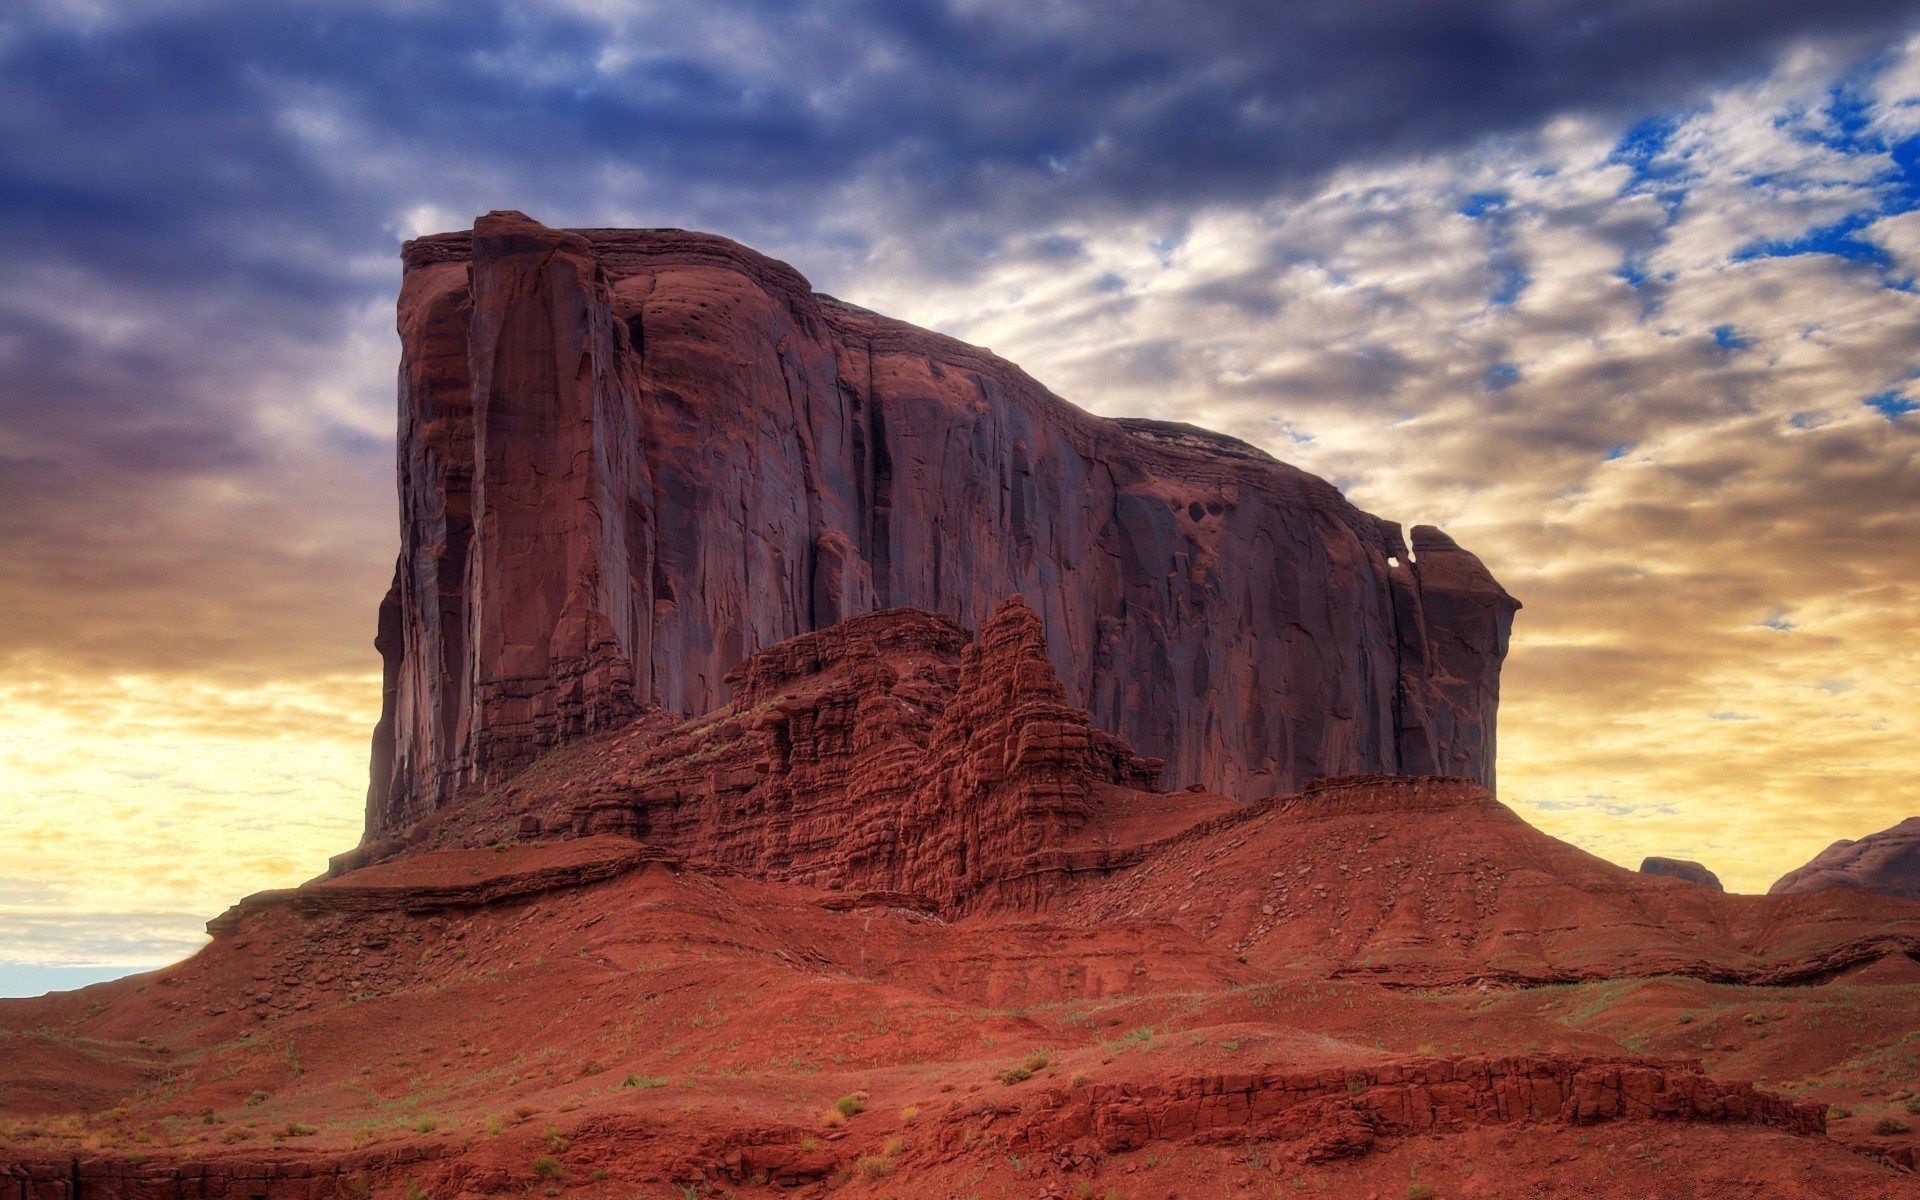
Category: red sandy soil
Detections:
[{"x1": 4, "y1": 834, "x2": 1919, "y2": 1198}]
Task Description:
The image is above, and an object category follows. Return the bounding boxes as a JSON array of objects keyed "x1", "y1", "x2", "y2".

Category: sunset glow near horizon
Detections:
[{"x1": 2, "y1": 2, "x2": 1916, "y2": 995}]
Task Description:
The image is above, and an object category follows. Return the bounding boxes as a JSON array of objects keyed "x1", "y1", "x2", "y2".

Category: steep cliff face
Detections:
[{"x1": 368, "y1": 210, "x2": 1519, "y2": 837}]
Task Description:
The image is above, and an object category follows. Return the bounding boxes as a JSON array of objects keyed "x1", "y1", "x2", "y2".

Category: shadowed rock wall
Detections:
[{"x1": 366, "y1": 211, "x2": 1519, "y2": 839}]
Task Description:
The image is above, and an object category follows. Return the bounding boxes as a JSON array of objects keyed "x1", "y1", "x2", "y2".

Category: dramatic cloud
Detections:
[{"x1": 3, "y1": 0, "x2": 1918, "y2": 993}]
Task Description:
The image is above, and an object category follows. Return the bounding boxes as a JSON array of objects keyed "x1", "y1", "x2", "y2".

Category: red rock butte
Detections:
[
  {"x1": 10, "y1": 214, "x2": 1920, "y2": 1199},
  {"x1": 368, "y1": 210, "x2": 1518, "y2": 841}
]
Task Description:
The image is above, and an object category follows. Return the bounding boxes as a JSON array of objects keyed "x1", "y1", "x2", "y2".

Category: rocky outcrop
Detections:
[
  {"x1": 2, "y1": 1145, "x2": 456, "y2": 1200},
  {"x1": 928, "y1": 1054, "x2": 1825, "y2": 1165},
  {"x1": 1771, "y1": 817, "x2": 1920, "y2": 901},
  {"x1": 368, "y1": 211, "x2": 1519, "y2": 838},
  {"x1": 1641, "y1": 856, "x2": 1725, "y2": 891},
  {"x1": 392, "y1": 600, "x2": 1189, "y2": 914}
]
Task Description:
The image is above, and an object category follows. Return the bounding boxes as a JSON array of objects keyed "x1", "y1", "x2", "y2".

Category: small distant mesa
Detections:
[{"x1": 1639, "y1": 856, "x2": 1724, "y2": 892}]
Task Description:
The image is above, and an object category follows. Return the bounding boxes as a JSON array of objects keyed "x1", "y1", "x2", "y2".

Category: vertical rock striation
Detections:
[{"x1": 367, "y1": 211, "x2": 1519, "y2": 839}]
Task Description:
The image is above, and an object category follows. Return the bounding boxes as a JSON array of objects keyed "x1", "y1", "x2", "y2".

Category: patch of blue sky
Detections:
[
  {"x1": 1533, "y1": 797, "x2": 1671, "y2": 818},
  {"x1": 1267, "y1": 416, "x2": 1315, "y2": 444},
  {"x1": 1483, "y1": 362, "x2": 1519, "y2": 392},
  {"x1": 1712, "y1": 325, "x2": 1749, "y2": 352},
  {"x1": 1458, "y1": 191, "x2": 1506, "y2": 219},
  {"x1": 1733, "y1": 209, "x2": 1894, "y2": 268},
  {"x1": 1461, "y1": 191, "x2": 1528, "y2": 305},
  {"x1": 0, "y1": 962, "x2": 161, "y2": 999},
  {"x1": 1865, "y1": 390, "x2": 1917, "y2": 420},
  {"x1": 1489, "y1": 262, "x2": 1528, "y2": 306},
  {"x1": 1608, "y1": 115, "x2": 1682, "y2": 190},
  {"x1": 1603, "y1": 443, "x2": 1631, "y2": 461},
  {"x1": 1734, "y1": 69, "x2": 1920, "y2": 278},
  {"x1": 1604, "y1": 112, "x2": 1696, "y2": 315},
  {"x1": 1775, "y1": 79, "x2": 1884, "y2": 156}
]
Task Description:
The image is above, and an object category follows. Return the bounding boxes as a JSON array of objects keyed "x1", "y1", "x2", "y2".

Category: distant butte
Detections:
[
  {"x1": 368, "y1": 209, "x2": 1518, "y2": 842},
  {"x1": 1772, "y1": 817, "x2": 1920, "y2": 902},
  {"x1": 1640, "y1": 856, "x2": 1725, "y2": 891}
]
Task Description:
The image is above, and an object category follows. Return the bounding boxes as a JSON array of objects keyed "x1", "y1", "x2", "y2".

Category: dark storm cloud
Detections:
[{"x1": 6, "y1": 1, "x2": 1920, "y2": 258}]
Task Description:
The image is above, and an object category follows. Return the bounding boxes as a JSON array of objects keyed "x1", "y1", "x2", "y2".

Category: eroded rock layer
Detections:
[
  {"x1": 368, "y1": 211, "x2": 1519, "y2": 837},
  {"x1": 361, "y1": 600, "x2": 1220, "y2": 915}
]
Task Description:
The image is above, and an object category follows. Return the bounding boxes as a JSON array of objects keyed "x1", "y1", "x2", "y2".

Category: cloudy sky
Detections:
[{"x1": 2, "y1": 0, "x2": 1917, "y2": 996}]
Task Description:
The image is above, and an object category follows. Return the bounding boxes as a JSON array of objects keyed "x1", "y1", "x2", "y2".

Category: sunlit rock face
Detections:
[
  {"x1": 1771, "y1": 817, "x2": 1920, "y2": 902},
  {"x1": 364, "y1": 211, "x2": 1519, "y2": 839}
]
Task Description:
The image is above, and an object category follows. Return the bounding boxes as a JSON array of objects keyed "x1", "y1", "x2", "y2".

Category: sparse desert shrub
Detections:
[
  {"x1": 1874, "y1": 1116, "x2": 1912, "y2": 1136},
  {"x1": 1408, "y1": 1185, "x2": 1437, "y2": 1200},
  {"x1": 531, "y1": 1155, "x2": 566, "y2": 1180},
  {"x1": 1345, "y1": 1077, "x2": 1369, "y2": 1096},
  {"x1": 282, "y1": 1122, "x2": 317, "y2": 1137},
  {"x1": 1827, "y1": 1105, "x2": 1853, "y2": 1120},
  {"x1": 1906, "y1": 1096, "x2": 1920, "y2": 1116},
  {"x1": 483, "y1": 1116, "x2": 503, "y2": 1135},
  {"x1": 1023, "y1": 1051, "x2": 1051, "y2": 1073},
  {"x1": 541, "y1": 1127, "x2": 569, "y2": 1153},
  {"x1": 882, "y1": 1136, "x2": 905, "y2": 1156},
  {"x1": 412, "y1": 1117, "x2": 436, "y2": 1134},
  {"x1": 835, "y1": 1095, "x2": 865, "y2": 1117},
  {"x1": 512, "y1": 1104, "x2": 536, "y2": 1121},
  {"x1": 798, "y1": 1136, "x2": 820, "y2": 1151},
  {"x1": 856, "y1": 1154, "x2": 896, "y2": 1180},
  {"x1": 898, "y1": 1104, "x2": 919, "y2": 1124},
  {"x1": 621, "y1": 1073, "x2": 667, "y2": 1089},
  {"x1": 244, "y1": 1091, "x2": 268, "y2": 1107},
  {"x1": 820, "y1": 1108, "x2": 846, "y2": 1129},
  {"x1": 999, "y1": 1066, "x2": 1032, "y2": 1085}
]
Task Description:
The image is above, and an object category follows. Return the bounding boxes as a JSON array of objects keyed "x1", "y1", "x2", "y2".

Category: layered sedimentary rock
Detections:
[
  {"x1": 1640, "y1": 856, "x2": 1725, "y2": 891},
  {"x1": 368, "y1": 210, "x2": 1519, "y2": 838},
  {"x1": 1771, "y1": 817, "x2": 1920, "y2": 901},
  {"x1": 379, "y1": 599, "x2": 1202, "y2": 913}
]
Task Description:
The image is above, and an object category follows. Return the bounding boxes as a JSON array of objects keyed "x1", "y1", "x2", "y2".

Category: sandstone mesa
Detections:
[{"x1": 5, "y1": 213, "x2": 1920, "y2": 1199}]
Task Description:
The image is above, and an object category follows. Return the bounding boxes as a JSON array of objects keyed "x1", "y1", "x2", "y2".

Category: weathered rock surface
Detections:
[
  {"x1": 1771, "y1": 817, "x2": 1920, "y2": 901},
  {"x1": 1060, "y1": 774, "x2": 1920, "y2": 987},
  {"x1": 935, "y1": 1054, "x2": 1825, "y2": 1165},
  {"x1": 361, "y1": 599, "x2": 1229, "y2": 914},
  {"x1": 1641, "y1": 856, "x2": 1725, "y2": 891},
  {"x1": 368, "y1": 210, "x2": 1519, "y2": 838}
]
